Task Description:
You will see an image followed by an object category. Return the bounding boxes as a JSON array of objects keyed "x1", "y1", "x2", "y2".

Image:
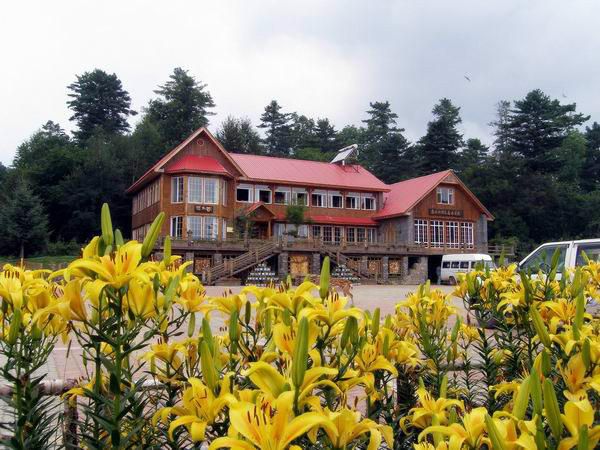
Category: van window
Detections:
[
  {"x1": 442, "y1": 261, "x2": 450, "y2": 268},
  {"x1": 460, "y1": 261, "x2": 469, "y2": 269},
  {"x1": 576, "y1": 243, "x2": 600, "y2": 266},
  {"x1": 521, "y1": 244, "x2": 568, "y2": 273},
  {"x1": 451, "y1": 261, "x2": 460, "y2": 269}
]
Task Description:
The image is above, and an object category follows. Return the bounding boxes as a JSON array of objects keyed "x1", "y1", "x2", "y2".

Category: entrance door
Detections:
[
  {"x1": 428, "y1": 255, "x2": 442, "y2": 284},
  {"x1": 252, "y1": 222, "x2": 269, "y2": 239}
]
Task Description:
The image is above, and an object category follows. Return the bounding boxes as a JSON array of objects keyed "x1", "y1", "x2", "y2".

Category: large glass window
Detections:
[
  {"x1": 204, "y1": 179, "x2": 218, "y2": 204},
  {"x1": 345, "y1": 193, "x2": 360, "y2": 209},
  {"x1": 188, "y1": 177, "x2": 202, "y2": 203},
  {"x1": 274, "y1": 188, "x2": 290, "y2": 205},
  {"x1": 203, "y1": 216, "x2": 218, "y2": 240},
  {"x1": 346, "y1": 227, "x2": 356, "y2": 243},
  {"x1": 333, "y1": 227, "x2": 343, "y2": 244},
  {"x1": 187, "y1": 216, "x2": 202, "y2": 239},
  {"x1": 293, "y1": 188, "x2": 308, "y2": 206},
  {"x1": 312, "y1": 225, "x2": 322, "y2": 239},
  {"x1": 367, "y1": 228, "x2": 377, "y2": 243},
  {"x1": 236, "y1": 184, "x2": 252, "y2": 202},
  {"x1": 329, "y1": 191, "x2": 343, "y2": 208},
  {"x1": 311, "y1": 191, "x2": 326, "y2": 207},
  {"x1": 576, "y1": 243, "x2": 600, "y2": 266},
  {"x1": 170, "y1": 216, "x2": 183, "y2": 238},
  {"x1": 323, "y1": 226, "x2": 333, "y2": 243},
  {"x1": 221, "y1": 180, "x2": 228, "y2": 206},
  {"x1": 437, "y1": 187, "x2": 454, "y2": 205},
  {"x1": 222, "y1": 219, "x2": 228, "y2": 240},
  {"x1": 298, "y1": 225, "x2": 308, "y2": 238},
  {"x1": 447, "y1": 221, "x2": 459, "y2": 248},
  {"x1": 171, "y1": 177, "x2": 184, "y2": 203},
  {"x1": 362, "y1": 194, "x2": 376, "y2": 210},
  {"x1": 256, "y1": 186, "x2": 272, "y2": 204},
  {"x1": 430, "y1": 221, "x2": 444, "y2": 247},
  {"x1": 521, "y1": 244, "x2": 568, "y2": 274},
  {"x1": 460, "y1": 223, "x2": 474, "y2": 248},
  {"x1": 414, "y1": 219, "x2": 428, "y2": 246},
  {"x1": 357, "y1": 228, "x2": 366, "y2": 243}
]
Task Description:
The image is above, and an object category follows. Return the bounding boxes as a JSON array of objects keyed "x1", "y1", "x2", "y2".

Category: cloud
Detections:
[{"x1": 1, "y1": 0, "x2": 599, "y2": 165}]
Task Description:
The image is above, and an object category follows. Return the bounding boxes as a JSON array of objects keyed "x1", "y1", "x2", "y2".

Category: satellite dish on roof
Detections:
[{"x1": 331, "y1": 144, "x2": 358, "y2": 165}]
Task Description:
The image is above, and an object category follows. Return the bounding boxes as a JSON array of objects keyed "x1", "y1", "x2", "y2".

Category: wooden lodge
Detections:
[{"x1": 127, "y1": 127, "x2": 497, "y2": 284}]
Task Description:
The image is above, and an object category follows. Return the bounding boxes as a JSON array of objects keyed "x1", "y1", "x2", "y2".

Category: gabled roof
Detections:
[
  {"x1": 126, "y1": 128, "x2": 244, "y2": 193},
  {"x1": 373, "y1": 170, "x2": 493, "y2": 220},
  {"x1": 245, "y1": 202, "x2": 275, "y2": 217},
  {"x1": 164, "y1": 155, "x2": 232, "y2": 177},
  {"x1": 229, "y1": 153, "x2": 389, "y2": 192}
]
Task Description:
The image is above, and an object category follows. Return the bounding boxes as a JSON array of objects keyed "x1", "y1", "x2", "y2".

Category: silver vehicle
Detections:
[{"x1": 519, "y1": 239, "x2": 600, "y2": 279}]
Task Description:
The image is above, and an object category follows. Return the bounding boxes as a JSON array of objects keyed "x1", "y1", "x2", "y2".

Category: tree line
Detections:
[{"x1": 1, "y1": 67, "x2": 599, "y2": 257}]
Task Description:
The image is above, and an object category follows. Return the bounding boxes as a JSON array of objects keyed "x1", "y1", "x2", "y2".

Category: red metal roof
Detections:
[
  {"x1": 165, "y1": 155, "x2": 232, "y2": 177},
  {"x1": 307, "y1": 215, "x2": 377, "y2": 226},
  {"x1": 229, "y1": 153, "x2": 389, "y2": 192},
  {"x1": 374, "y1": 171, "x2": 452, "y2": 219},
  {"x1": 373, "y1": 170, "x2": 493, "y2": 220}
]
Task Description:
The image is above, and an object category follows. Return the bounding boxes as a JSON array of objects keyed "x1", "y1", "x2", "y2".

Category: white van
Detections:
[
  {"x1": 518, "y1": 239, "x2": 600, "y2": 279},
  {"x1": 441, "y1": 253, "x2": 495, "y2": 284}
]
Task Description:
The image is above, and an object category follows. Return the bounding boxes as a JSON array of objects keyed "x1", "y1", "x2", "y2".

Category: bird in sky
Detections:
[{"x1": 464, "y1": 75, "x2": 471, "y2": 82}]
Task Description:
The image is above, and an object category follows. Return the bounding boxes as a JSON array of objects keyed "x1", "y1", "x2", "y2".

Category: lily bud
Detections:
[
  {"x1": 451, "y1": 318, "x2": 461, "y2": 342},
  {"x1": 229, "y1": 309, "x2": 240, "y2": 343},
  {"x1": 187, "y1": 313, "x2": 196, "y2": 338},
  {"x1": 200, "y1": 340, "x2": 218, "y2": 392},
  {"x1": 7, "y1": 308, "x2": 22, "y2": 345},
  {"x1": 582, "y1": 338, "x2": 591, "y2": 370},
  {"x1": 264, "y1": 310, "x2": 272, "y2": 337},
  {"x1": 578, "y1": 425, "x2": 588, "y2": 450},
  {"x1": 292, "y1": 317, "x2": 309, "y2": 388},
  {"x1": 320, "y1": 257, "x2": 330, "y2": 300},
  {"x1": 114, "y1": 228, "x2": 124, "y2": 248},
  {"x1": 141, "y1": 212, "x2": 165, "y2": 258},
  {"x1": 340, "y1": 317, "x2": 354, "y2": 350},
  {"x1": 512, "y1": 375, "x2": 531, "y2": 420},
  {"x1": 530, "y1": 307, "x2": 552, "y2": 349},
  {"x1": 202, "y1": 317, "x2": 215, "y2": 356},
  {"x1": 383, "y1": 334, "x2": 390, "y2": 358},
  {"x1": 244, "y1": 301, "x2": 252, "y2": 325},
  {"x1": 384, "y1": 315, "x2": 392, "y2": 329},
  {"x1": 101, "y1": 203, "x2": 114, "y2": 247},
  {"x1": 574, "y1": 292, "x2": 585, "y2": 341},
  {"x1": 440, "y1": 375, "x2": 448, "y2": 398},
  {"x1": 530, "y1": 368, "x2": 543, "y2": 416},
  {"x1": 543, "y1": 379, "x2": 563, "y2": 440},
  {"x1": 541, "y1": 349, "x2": 552, "y2": 377},
  {"x1": 371, "y1": 307, "x2": 380, "y2": 339},
  {"x1": 485, "y1": 414, "x2": 506, "y2": 450}
]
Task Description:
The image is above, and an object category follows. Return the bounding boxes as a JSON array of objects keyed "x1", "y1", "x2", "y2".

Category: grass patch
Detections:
[{"x1": 0, "y1": 254, "x2": 77, "y2": 267}]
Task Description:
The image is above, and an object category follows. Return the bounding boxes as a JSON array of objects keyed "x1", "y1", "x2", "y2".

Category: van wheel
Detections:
[{"x1": 449, "y1": 276, "x2": 457, "y2": 286}]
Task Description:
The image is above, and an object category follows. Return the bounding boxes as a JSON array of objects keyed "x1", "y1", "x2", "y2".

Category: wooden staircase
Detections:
[
  {"x1": 203, "y1": 241, "x2": 280, "y2": 285},
  {"x1": 321, "y1": 247, "x2": 371, "y2": 281}
]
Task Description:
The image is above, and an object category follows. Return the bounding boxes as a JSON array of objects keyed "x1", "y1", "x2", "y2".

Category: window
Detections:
[
  {"x1": 187, "y1": 216, "x2": 202, "y2": 239},
  {"x1": 203, "y1": 216, "x2": 218, "y2": 240},
  {"x1": 442, "y1": 261, "x2": 451, "y2": 269},
  {"x1": 329, "y1": 191, "x2": 343, "y2": 208},
  {"x1": 274, "y1": 188, "x2": 290, "y2": 205},
  {"x1": 437, "y1": 187, "x2": 454, "y2": 205},
  {"x1": 222, "y1": 219, "x2": 228, "y2": 240},
  {"x1": 357, "y1": 228, "x2": 366, "y2": 243},
  {"x1": 333, "y1": 227, "x2": 343, "y2": 244},
  {"x1": 221, "y1": 180, "x2": 228, "y2": 206},
  {"x1": 204, "y1": 179, "x2": 218, "y2": 204},
  {"x1": 362, "y1": 194, "x2": 376, "y2": 210},
  {"x1": 256, "y1": 186, "x2": 272, "y2": 204},
  {"x1": 345, "y1": 193, "x2": 360, "y2": 209},
  {"x1": 188, "y1": 177, "x2": 202, "y2": 203},
  {"x1": 346, "y1": 227, "x2": 356, "y2": 243},
  {"x1": 521, "y1": 244, "x2": 568, "y2": 274},
  {"x1": 460, "y1": 261, "x2": 469, "y2": 269},
  {"x1": 311, "y1": 191, "x2": 326, "y2": 207},
  {"x1": 323, "y1": 226, "x2": 333, "y2": 243},
  {"x1": 298, "y1": 225, "x2": 308, "y2": 238},
  {"x1": 170, "y1": 216, "x2": 183, "y2": 238},
  {"x1": 447, "y1": 222, "x2": 459, "y2": 248},
  {"x1": 430, "y1": 221, "x2": 444, "y2": 247},
  {"x1": 451, "y1": 261, "x2": 460, "y2": 269},
  {"x1": 367, "y1": 228, "x2": 377, "y2": 243},
  {"x1": 414, "y1": 220, "x2": 429, "y2": 246},
  {"x1": 133, "y1": 180, "x2": 160, "y2": 214},
  {"x1": 171, "y1": 177, "x2": 184, "y2": 203},
  {"x1": 460, "y1": 223, "x2": 474, "y2": 249},
  {"x1": 311, "y1": 225, "x2": 322, "y2": 239},
  {"x1": 576, "y1": 243, "x2": 600, "y2": 266},
  {"x1": 236, "y1": 184, "x2": 252, "y2": 202},
  {"x1": 293, "y1": 188, "x2": 308, "y2": 206}
]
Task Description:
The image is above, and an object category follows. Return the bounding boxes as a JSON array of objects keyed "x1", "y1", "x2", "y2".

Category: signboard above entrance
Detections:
[{"x1": 428, "y1": 208, "x2": 464, "y2": 217}]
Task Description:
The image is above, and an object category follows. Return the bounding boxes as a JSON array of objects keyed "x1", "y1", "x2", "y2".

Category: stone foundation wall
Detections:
[{"x1": 402, "y1": 256, "x2": 428, "y2": 284}]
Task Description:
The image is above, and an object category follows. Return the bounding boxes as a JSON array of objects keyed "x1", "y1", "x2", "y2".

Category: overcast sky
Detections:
[{"x1": 1, "y1": 0, "x2": 599, "y2": 165}]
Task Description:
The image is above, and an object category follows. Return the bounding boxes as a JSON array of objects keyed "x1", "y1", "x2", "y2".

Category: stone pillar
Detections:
[
  {"x1": 402, "y1": 256, "x2": 409, "y2": 278},
  {"x1": 407, "y1": 212, "x2": 415, "y2": 245},
  {"x1": 382, "y1": 256, "x2": 389, "y2": 283},
  {"x1": 213, "y1": 253, "x2": 223, "y2": 266},
  {"x1": 185, "y1": 252, "x2": 194, "y2": 273},
  {"x1": 361, "y1": 256, "x2": 368, "y2": 276},
  {"x1": 278, "y1": 252, "x2": 289, "y2": 277},
  {"x1": 312, "y1": 253, "x2": 321, "y2": 274}
]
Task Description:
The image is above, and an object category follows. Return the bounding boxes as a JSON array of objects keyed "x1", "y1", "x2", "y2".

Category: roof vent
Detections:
[
  {"x1": 196, "y1": 139, "x2": 205, "y2": 147},
  {"x1": 331, "y1": 144, "x2": 358, "y2": 165}
]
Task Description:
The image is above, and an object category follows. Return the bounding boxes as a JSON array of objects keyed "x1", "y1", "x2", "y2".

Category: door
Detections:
[{"x1": 252, "y1": 222, "x2": 269, "y2": 239}]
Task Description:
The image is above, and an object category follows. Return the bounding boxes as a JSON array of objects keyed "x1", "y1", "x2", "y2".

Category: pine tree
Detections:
[
  {"x1": 489, "y1": 100, "x2": 512, "y2": 157},
  {"x1": 460, "y1": 138, "x2": 489, "y2": 169},
  {"x1": 67, "y1": 69, "x2": 136, "y2": 142},
  {"x1": 582, "y1": 122, "x2": 600, "y2": 191},
  {"x1": 0, "y1": 179, "x2": 49, "y2": 258},
  {"x1": 361, "y1": 101, "x2": 411, "y2": 183},
  {"x1": 146, "y1": 67, "x2": 215, "y2": 148},
  {"x1": 314, "y1": 118, "x2": 338, "y2": 153},
  {"x1": 417, "y1": 98, "x2": 463, "y2": 174},
  {"x1": 258, "y1": 100, "x2": 293, "y2": 157},
  {"x1": 216, "y1": 116, "x2": 262, "y2": 154},
  {"x1": 290, "y1": 114, "x2": 316, "y2": 151}
]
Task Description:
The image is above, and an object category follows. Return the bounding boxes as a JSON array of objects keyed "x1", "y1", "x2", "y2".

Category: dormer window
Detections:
[{"x1": 437, "y1": 187, "x2": 454, "y2": 205}]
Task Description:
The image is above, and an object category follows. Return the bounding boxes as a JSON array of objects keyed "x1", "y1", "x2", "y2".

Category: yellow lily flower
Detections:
[
  {"x1": 176, "y1": 279, "x2": 210, "y2": 314},
  {"x1": 272, "y1": 321, "x2": 319, "y2": 356},
  {"x1": 560, "y1": 354, "x2": 592, "y2": 396},
  {"x1": 419, "y1": 407, "x2": 488, "y2": 450},
  {"x1": 302, "y1": 292, "x2": 363, "y2": 329},
  {"x1": 558, "y1": 395, "x2": 600, "y2": 450},
  {"x1": 267, "y1": 281, "x2": 319, "y2": 316},
  {"x1": 355, "y1": 343, "x2": 398, "y2": 387},
  {"x1": 0, "y1": 266, "x2": 24, "y2": 310},
  {"x1": 126, "y1": 278, "x2": 155, "y2": 319},
  {"x1": 155, "y1": 376, "x2": 236, "y2": 443},
  {"x1": 208, "y1": 396, "x2": 336, "y2": 450},
  {"x1": 309, "y1": 407, "x2": 393, "y2": 450},
  {"x1": 401, "y1": 387, "x2": 463, "y2": 430}
]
